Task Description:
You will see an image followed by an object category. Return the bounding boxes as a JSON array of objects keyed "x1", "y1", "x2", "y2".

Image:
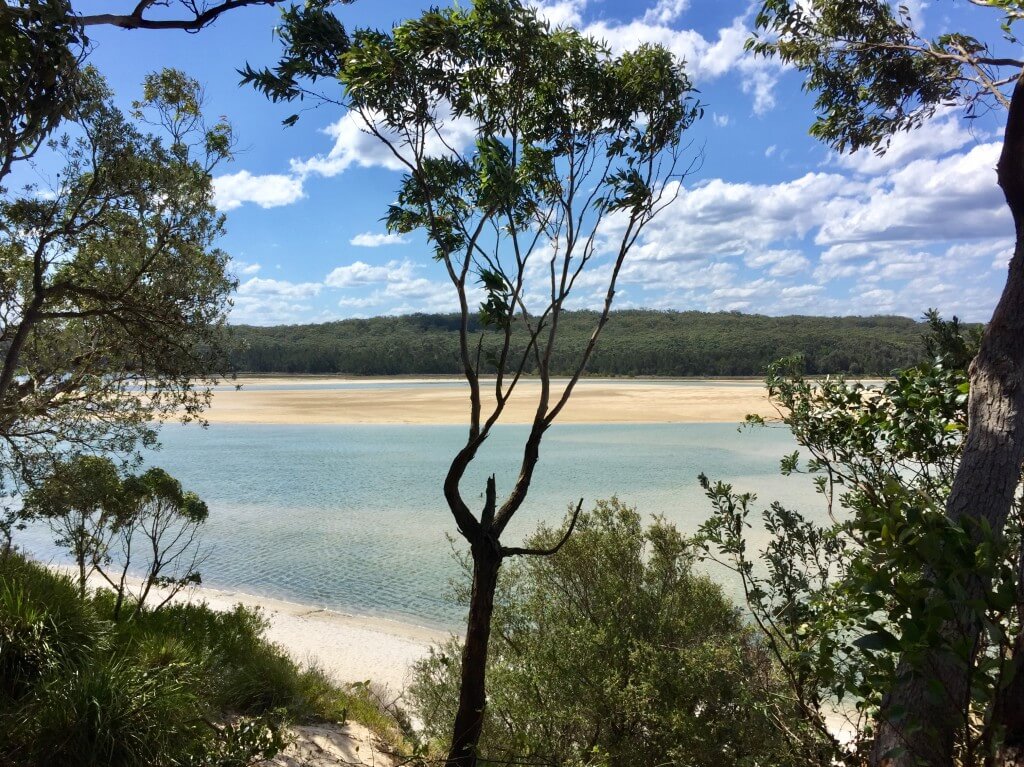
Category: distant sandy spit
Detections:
[{"x1": 203, "y1": 379, "x2": 773, "y2": 425}]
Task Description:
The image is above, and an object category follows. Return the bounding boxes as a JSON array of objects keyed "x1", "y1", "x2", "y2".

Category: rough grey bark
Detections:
[
  {"x1": 446, "y1": 536, "x2": 503, "y2": 767},
  {"x1": 871, "y1": 73, "x2": 1024, "y2": 767}
]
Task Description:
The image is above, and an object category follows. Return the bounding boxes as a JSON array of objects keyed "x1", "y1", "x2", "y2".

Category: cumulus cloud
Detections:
[
  {"x1": 237, "y1": 277, "x2": 322, "y2": 299},
  {"x1": 213, "y1": 170, "x2": 305, "y2": 211},
  {"x1": 325, "y1": 260, "x2": 416, "y2": 288},
  {"x1": 292, "y1": 108, "x2": 478, "y2": 180},
  {"x1": 231, "y1": 277, "x2": 326, "y2": 324},
  {"x1": 643, "y1": 0, "x2": 689, "y2": 25},
  {"x1": 350, "y1": 232, "x2": 411, "y2": 247},
  {"x1": 818, "y1": 142, "x2": 1005, "y2": 244},
  {"x1": 581, "y1": 12, "x2": 784, "y2": 114},
  {"x1": 835, "y1": 112, "x2": 978, "y2": 175},
  {"x1": 529, "y1": 0, "x2": 585, "y2": 26},
  {"x1": 231, "y1": 260, "x2": 262, "y2": 276},
  {"x1": 745, "y1": 250, "x2": 811, "y2": 277}
]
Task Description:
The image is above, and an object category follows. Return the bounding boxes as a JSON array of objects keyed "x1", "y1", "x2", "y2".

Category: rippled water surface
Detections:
[{"x1": 19, "y1": 420, "x2": 823, "y2": 629}]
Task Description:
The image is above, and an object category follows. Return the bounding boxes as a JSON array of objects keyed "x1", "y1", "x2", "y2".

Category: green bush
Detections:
[
  {"x1": 0, "y1": 552, "x2": 400, "y2": 766},
  {"x1": 18, "y1": 653, "x2": 208, "y2": 767},
  {"x1": 410, "y1": 499, "x2": 796, "y2": 767},
  {"x1": 0, "y1": 555, "x2": 105, "y2": 700}
]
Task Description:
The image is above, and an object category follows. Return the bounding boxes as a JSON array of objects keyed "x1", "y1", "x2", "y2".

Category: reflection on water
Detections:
[{"x1": 18, "y1": 422, "x2": 823, "y2": 630}]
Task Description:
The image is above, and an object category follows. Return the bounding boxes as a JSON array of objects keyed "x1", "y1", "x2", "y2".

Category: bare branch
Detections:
[{"x1": 502, "y1": 498, "x2": 583, "y2": 557}]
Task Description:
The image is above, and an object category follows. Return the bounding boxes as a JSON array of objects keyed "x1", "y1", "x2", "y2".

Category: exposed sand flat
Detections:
[{"x1": 204, "y1": 379, "x2": 773, "y2": 425}]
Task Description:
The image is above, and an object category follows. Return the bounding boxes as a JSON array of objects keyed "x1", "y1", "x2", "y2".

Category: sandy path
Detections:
[{"x1": 204, "y1": 379, "x2": 772, "y2": 425}]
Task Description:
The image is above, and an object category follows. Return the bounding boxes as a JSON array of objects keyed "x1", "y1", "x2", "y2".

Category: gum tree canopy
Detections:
[
  {"x1": 0, "y1": 0, "x2": 312, "y2": 543},
  {"x1": 0, "y1": 67, "x2": 235, "y2": 541},
  {"x1": 244, "y1": 1, "x2": 700, "y2": 764},
  {"x1": 750, "y1": 3, "x2": 1024, "y2": 766}
]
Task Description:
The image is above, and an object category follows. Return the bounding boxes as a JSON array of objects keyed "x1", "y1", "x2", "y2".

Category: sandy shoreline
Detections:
[
  {"x1": 184, "y1": 583, "x2": 452, "y2": 692},
  {"x1": 55, "y1": 566, "x2": 452, "y2": 693},
  {"x1": 204, "y1": 378, "x2": 773, "y2": 425}
]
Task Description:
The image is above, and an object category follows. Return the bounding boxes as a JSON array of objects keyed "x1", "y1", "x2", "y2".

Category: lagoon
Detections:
[{"x1": 18, "y1": 420, "x2": 822, "y2": 630}]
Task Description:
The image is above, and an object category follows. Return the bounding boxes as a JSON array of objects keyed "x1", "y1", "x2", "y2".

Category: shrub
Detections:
[
  {"x1": 0, "y1": 550, "x2": 405, "y2": 765},
  {"x1": 0, "y1": 555, "x2": 105, "y2": 700},
  {"x1": 410, "y1": 499, "x2": 796, "y2": 767},
  {"x1": 18, "y1": 653, "x2": 208, "y2": 767}
]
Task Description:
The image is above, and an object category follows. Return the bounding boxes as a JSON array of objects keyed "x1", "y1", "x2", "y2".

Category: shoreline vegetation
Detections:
[
  {"x1": 202, "y1": 377, "x2": 777, "y2": 425},
  {"x1": 48, "y1": 564, "x2": 448, "y2": 693}
]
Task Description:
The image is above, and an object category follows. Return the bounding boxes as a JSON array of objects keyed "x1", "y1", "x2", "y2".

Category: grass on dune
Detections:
[{"x1": 0, "y1": 552, "x2": 409, "y2": 766}]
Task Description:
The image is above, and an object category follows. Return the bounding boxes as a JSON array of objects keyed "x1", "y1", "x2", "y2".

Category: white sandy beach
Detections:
[
  {"x1": 63, "y1": 567, "x2": 451, "y2": 693},
  {"x1": 204, "y1": 377, "x2": 773, "y2": 425},
  {"x1": 175, "y1": 583, "x2": 451, "y2": 692}
]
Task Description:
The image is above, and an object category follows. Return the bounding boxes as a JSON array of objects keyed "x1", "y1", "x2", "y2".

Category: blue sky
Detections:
[{"x1": 81, "y1": 0, "x2": 1013, "y2": 324}]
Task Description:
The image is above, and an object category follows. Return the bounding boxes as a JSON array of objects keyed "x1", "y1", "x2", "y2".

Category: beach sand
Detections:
[
  {"x1": 204, "y1": 378, "x2": 773, "y2": 425},
  {"x1": 64, "y1": 567, "x2": 450, "y2": 693},
  {"x1": 177, "y1": 583, "x2": 451, "y2": 692}
]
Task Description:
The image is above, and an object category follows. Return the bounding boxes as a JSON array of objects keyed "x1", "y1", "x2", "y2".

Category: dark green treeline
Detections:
[{"x1": 228, "y1": 310, "x2": 936, "y2": 377}]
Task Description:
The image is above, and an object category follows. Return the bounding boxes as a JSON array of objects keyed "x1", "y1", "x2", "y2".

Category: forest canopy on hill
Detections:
[{"x1": 227, "y1": 310, "x2": 939, "y2": 377}]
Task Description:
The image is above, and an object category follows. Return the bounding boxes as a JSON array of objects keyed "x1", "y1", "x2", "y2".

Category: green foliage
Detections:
[
  {"x1": 0, "y1": 65, "x2": 235, "y2": 502},
  {"x1": 698, "y1": 315, "x2": 1021, "y2": 764},
  {"x1": 228, "y1": 309, "x2": 934, "y2": 376},
  {"x1": 0, "y1": 0, "x2": 87, "y2": 179},
  {"x1": 0, "y1": 555, "x2": 104, "y2": 703},
  {"x1": 0, "y1": 552, "x2": 404, "y2": 766},
  {"x1": 750, "y1": 0, "x2": 1021, "y2": 154},
  {"x1": 22, "y1": 455, "x2": 127, "y2": 594},
  {"x1": 20, "y1": 653, "x2": 209, "y2": 767},
  {"x1": 410, "y1": 499, "x2": 795, "y2": 766},
  {"x1": 21, "y1": 457, "x2": 210, "y2": 614}
]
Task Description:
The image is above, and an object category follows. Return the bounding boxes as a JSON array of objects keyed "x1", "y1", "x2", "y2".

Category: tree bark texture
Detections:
[
  {"x1": 445, "y1": 537, "x2": 502, "y2": 767},
  {"x1": 872, "y1": 74, "x2": 1024, "y2": 767}
]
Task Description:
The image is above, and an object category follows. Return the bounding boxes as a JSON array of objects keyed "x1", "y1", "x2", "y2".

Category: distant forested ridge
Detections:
[{"x1": 226, "y1": 310, "x2": 939, "y2": 377}]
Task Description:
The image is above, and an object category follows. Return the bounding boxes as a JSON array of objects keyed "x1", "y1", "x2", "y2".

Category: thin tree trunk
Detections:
[
  {"x1": 872, "y1": 73, "x2": 1024, "y2": 767},
  {"x1": 446, "y1": 538, "x2": 502, "y2": 767}
]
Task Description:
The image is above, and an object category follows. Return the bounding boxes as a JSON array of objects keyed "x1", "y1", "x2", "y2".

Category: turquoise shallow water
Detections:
[{"x1": 18, "y1": 421, "x2": 823, "y2": 630}]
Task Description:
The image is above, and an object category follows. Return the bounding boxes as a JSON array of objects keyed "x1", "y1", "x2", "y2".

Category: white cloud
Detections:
[
  {"x1": 643, "y1": 0, "x2": 689, "y2": 25},
  {"x1": 581, "y1": 13, "x2": 784, "y2": 115},
  {"x1": 231, "y1": 260, "x2": 262, "y2": 276},
  {"x1": 712, "y1": 112, "x2": 731, "y2": 127},
  {"x1": 835, "y1": 112, "x2": 977, "y2": 175},
  {"x1": 818, "y1": 142, "x2": 1005, "y2": 245},
  {"x1": 529, "y1": 0, "x2": 585, "y2": 26},
  {"x1": 292, "y1": 107, "x2": 478, "y2": 180},
  {"x1": 745, "y1": 250, "x2": 810, "y2": 277},
  {"x1": 237, "y1": 277, "x2": 322, "y2": 299},
  {"x1": 350, "y1": 232, "x2": 411, "y2": 248},
  {"x1": 213, "y1": 170, "x2": 305, "y2": 211},
  {"x1": 324, "y1": 260, "x2": 416, "y2": 288},
  {"x1": 765, "y1": 145, "x2": 777, "y2": 158},
  {"x1": 230, "y1": 277, "x2": 326, "y2": 324}
]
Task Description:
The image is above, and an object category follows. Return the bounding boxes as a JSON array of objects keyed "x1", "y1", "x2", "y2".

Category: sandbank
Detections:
[{"x1": 203, "y1": 378, "x2": 773, "y2": 425}]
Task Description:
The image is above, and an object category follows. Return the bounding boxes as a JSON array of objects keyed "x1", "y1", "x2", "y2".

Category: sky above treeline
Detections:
[{"x1": 81, "y1": 0, "x2": 1012, "y2": 324}]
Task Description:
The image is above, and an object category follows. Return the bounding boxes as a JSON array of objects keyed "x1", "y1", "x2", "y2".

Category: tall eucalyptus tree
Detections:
[
  {"x1": 749, "y1": 3, "x2": 1024, "y2": 764},
  {"x1": 244, "y1": 1, "x2": 700, "y2": 763}
]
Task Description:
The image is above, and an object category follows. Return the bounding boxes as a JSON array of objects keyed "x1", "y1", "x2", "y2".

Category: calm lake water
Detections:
[{"x1": 18, "y1": 420, "x2": 823, "y2": 630}]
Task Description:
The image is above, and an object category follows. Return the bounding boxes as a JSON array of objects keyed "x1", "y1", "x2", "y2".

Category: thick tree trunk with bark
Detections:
[
  {"x1": 445, "y1": 538, "x2": 502, "y2": 767},
  {"x1": 871, "y1": 74, "x2": 1024, "y2": 767}
]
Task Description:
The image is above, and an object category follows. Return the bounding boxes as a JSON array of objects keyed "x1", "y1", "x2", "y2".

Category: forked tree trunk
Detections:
[
  {"x1": 446, "y1": 538, "x2": 502, "y2": 767},
  {"x1": 872, "y1": 74, "x2": 1024, "y2": 767}
]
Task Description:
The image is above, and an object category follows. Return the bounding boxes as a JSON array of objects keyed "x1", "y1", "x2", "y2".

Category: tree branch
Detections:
[{"x1": 502, "y1": 498, "x2": 583, "y2": 558}]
